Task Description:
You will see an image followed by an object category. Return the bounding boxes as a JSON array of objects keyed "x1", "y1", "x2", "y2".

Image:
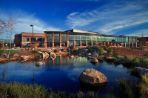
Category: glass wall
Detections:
[
  {"x1": 47, "y1": 34, "x2": 52, "y2": 47},
  {"x1": 46, "y1": 32, "x2": 138, "y2": 47}
]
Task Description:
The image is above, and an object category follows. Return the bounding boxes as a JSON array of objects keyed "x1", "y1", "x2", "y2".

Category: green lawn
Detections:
[{"x1": 0, "y1": 49, "x2": 20, "y2": 55}]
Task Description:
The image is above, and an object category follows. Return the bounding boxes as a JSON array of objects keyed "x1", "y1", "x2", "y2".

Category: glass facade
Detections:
[{"x1": 45, "y1": 31, "x2": 138, "y2": 48}]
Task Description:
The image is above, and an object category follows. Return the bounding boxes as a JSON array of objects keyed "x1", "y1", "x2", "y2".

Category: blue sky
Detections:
[{"x1": 0, "y1": 0, "x2": 148, "y2": 38}]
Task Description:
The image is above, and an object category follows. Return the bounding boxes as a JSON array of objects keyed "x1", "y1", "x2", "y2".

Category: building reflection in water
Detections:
[{"x1": 47, "y1": 56, "x2": 88, "y2": 66}]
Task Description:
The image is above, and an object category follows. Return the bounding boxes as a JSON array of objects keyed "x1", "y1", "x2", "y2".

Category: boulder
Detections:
[
  {"x1": 132, "y1": 67, "x2": 148, "y2": 77},
  {"x1": 20, "y1": 55, "x2": 33, "y2": 62},
  {"x1": 90, "y1": 57, "x2": 99, "y2": 64},
  {"x1": 50, "y1": 52, "x2": 56, "y2": 60},
  {"x1": 13, "y1": 53, "x2": 20, "y2": 58},
  {"x1": 80, "y1": 68, "x2": 108, "y2": 86},
  {"x1": 92, "y1": 51, "x2": 99, "y2": 58},
  {"x1": 38, "y1": 51, "x2": 49, "y2": 60},
  {"x1": 105, "y1": 56, "x2": 115, "y2": 62},
  {"x1": 1, "y1": 53, "x2": 9, "y2": 58},
  {"x1": 0, "y1": 58, "x2": 8, "y2": 63},
  {"x1": 42, "y1": 52, "x2": 49, "y2": 60},
  {"x1": 36, "y1": 61, "x2": 45, "y2": 66}
]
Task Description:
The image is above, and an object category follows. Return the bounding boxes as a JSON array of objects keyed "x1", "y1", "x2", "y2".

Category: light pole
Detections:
[{"x1": 30, "y1": 24, "x2": 34, "y2": 48}]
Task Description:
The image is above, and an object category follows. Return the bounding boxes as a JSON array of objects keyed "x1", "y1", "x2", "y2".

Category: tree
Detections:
[
  {"x1": 0, "y1": 17, "x2": 15, "y2": 59},
  {"x1": 6, "y1": 17, "x2": 15, "y2": 48}
]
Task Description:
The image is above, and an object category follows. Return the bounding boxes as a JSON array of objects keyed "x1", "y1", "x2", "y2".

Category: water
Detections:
[{"x1": 0, "y1": 56, "x2": 137, "y2": 93}]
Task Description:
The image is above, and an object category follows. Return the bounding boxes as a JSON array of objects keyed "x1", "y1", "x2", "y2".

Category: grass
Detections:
[
  {"x1": 0, "y1": 83, "x2": 100, "y2": 98},
  {"x1": 141, "y1": 75, "x2": 148, "y2": 84},
  {"x1": 119, "y1": 75, "x2": 148, "y2": 98},
  {"x1": 0, "y1": 83, "x2": 47, "y2": 98},
  {"x1": 119, "y1": 80, "x2": 135, "y2": 98},
  {"x1": 138, "y1": 75, "x2": 148, "y2": 96},
  {"x1": 0, "y1": 49, "x2": 19, "y2": 55},
  {"x1": 105, "y1": 94, "x2": 117, "y2": 98}
]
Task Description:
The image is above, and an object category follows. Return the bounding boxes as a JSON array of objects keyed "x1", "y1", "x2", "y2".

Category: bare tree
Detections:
[
  {"x1": 6, "y1": 17, "x2": 15, "y2": 48},
  {"x1": 6, "y1": 17, "x2": 15, "y2": 59},
  {"x1": 0, "y1": 17, "x2": 15, "y2": 58}
]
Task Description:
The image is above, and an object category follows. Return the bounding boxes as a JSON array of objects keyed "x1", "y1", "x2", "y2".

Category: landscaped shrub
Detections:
[
  {"x1": 138, "y1": 75, "x2": 148, "y2": 96},
  {"x1": 107, "y1": 47, "x2": 113, "y2": 55},
  {"x1": 132, "y1": 57, "x2": 141, "y2": 65},
  {"x1": 98, "y1": 47, "x2": 104, "y2": 55}
]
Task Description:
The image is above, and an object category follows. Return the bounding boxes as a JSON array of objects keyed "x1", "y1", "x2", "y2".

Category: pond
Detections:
[{"x1": 0, "y1": 56, "x2": 137, "y2": 95}]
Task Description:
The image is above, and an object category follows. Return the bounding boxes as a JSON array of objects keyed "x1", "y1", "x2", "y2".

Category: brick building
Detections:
[{"x1": 14, "y1": 32, "x2": 47, "y2": 48}]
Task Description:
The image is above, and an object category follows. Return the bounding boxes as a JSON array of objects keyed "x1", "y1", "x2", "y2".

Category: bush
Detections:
[
  {"x1": 141, "y1": 75, "x2": 148, "y2": 84},
  {"x1": 132, "y1": 57, "x2": 141, "y2": 65},
  {"x1": 107, "y1": 47, "x2": 113, "y2": 55},
  {"x1": 98, "y1": 47, "x2": 104, "y2": 55},
  {"x1": 138, "y1": 75, "x2": 148, "y2": 96}
]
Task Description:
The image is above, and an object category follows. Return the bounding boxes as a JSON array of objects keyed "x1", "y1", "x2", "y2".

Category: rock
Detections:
[
  {"x1": 38, "y1": 51, "x2": 49, "y2": 60},
  {"x1": 88, "y1": 53, "x2": 91, "y2": 56},
  {"x1": 21, "y1": 55, "x2": 33, "y2": 62},
  {"x1": 1, "y1": 53, "x2": 9, "y2": 58},
  {"x1": 50, "y1": 52, "x2": 56, "y2": 60},
  {"x1": 0, "y1": 58, "x2": 8, "y2": 63},
  {"x1": 36, "y1": 61, "x2": 45, "y2": 66},
  {"x1": 132, "y1": 67, "x2": 148, "y2": 77},
  {"x1": 92, "y1": 51, "x2": 98, "y2": 58},
  {"x1": 90, "y1": 58, "x2": 99, "y2": 64},
  {"x1": 42, "y1": 52, "x2": 49, "y2": 60},
  {"x1": 80, "y1": 68, "x2": 108, "y2": 86},
  {"x1": 13, "y1": 53, "x2": 19, "y2": 58},
  {"x1": 105, "y1": 56, "x2": 115, "y2": 62}
]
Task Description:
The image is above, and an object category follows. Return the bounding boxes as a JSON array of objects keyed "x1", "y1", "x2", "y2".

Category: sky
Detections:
[{"x1": 0, "y1": 0, "x2": 148, "y2": 39}]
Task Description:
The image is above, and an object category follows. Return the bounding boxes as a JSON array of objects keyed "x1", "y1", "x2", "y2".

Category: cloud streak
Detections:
[
  {"x1": 66, "y1": 0, "x2": 148, "y2": 35},
  {"x1": 0, "y1": 11, "x2": 62, "y2": 38}
]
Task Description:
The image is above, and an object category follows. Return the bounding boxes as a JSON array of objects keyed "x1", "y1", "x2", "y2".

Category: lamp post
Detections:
[{"x1": 30, "y1": 24, "x2": 34, "y2": 48}]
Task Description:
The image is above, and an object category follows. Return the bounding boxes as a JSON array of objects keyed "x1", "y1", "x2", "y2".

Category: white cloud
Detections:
[
  {"x1": 0, "y1": 11, "x2": 62, "y2": 39},
  {"x1": 66, "y1": 0, "x2": 148, "y2": 35}
]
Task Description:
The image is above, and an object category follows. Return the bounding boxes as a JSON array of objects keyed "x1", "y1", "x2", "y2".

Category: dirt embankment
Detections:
[{"x1": 113, "y1": 47, "x2": 147, "y2": 58}]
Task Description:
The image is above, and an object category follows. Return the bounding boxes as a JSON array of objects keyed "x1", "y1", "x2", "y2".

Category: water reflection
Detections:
[
  {"x1": 0, "y1": 56, "x2": 137, "y2": 92},
  {"x1": 45, "y1": 56, "x2": 89, "y2": 66}
]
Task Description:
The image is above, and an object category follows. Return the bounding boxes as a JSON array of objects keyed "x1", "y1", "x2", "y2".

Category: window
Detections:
[{"x1": 23, "y1": 37, "x2": 30, "y2": 42}]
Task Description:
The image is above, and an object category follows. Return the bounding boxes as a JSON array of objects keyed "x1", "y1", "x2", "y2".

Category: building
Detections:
[
  {"x1": 14, "y1": 32, "x2": 47, "y2": 48},
  {"x1": 138, "y1": 37, "x2": 148, "y2": 46},
  {"x1": 14, "y1": 29, "x2": 140, "y2": 48}
]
